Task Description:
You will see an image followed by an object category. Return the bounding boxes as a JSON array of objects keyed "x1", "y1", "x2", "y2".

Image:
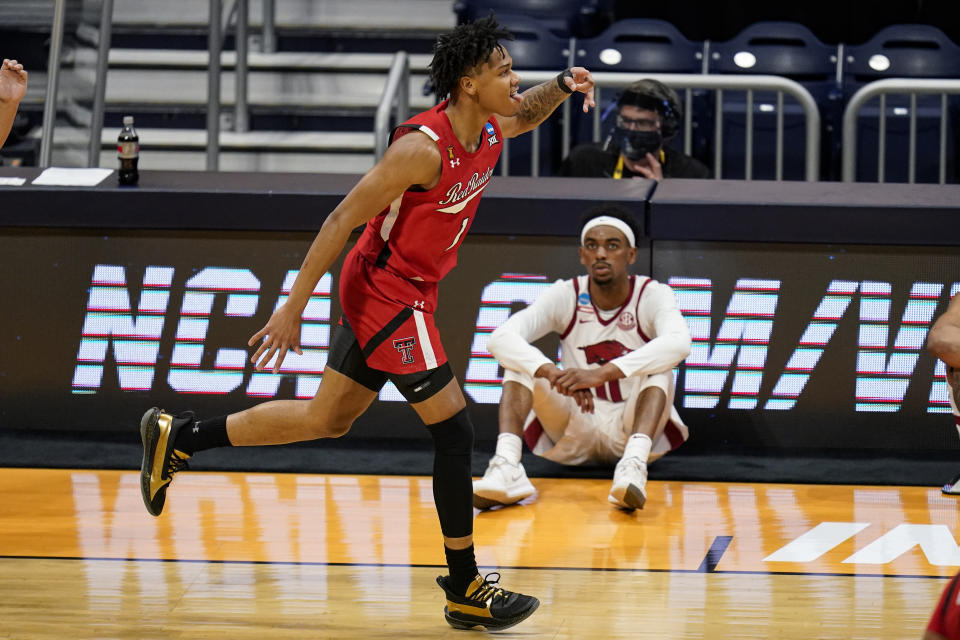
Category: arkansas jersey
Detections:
[
  {"x1": 560, "y1": 275, "x2": 659, "y2": 406},
  {"x1": 353, "y1": 99, "x2": 503, "y2": 286},
  {"x1": 490, "y1": 274, "x2": 692, "y2": 405}
]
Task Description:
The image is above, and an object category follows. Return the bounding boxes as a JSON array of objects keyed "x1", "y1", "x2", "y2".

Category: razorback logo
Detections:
[{"x1": 579, "y1": 339, "x2": 631, "y2": 365}]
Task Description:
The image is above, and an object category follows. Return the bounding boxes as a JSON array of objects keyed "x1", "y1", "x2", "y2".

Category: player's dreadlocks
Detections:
[{"x1": 429, "y1": 14, "x2": 514, "y2": 102}]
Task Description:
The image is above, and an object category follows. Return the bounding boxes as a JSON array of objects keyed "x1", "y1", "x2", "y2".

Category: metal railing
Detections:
[
  {"x1": 262, "y1": 0, "x2": 276, "y2": 54},
  {"x1": 48, "y1": 6, "x2": 960, "y2": 185},
  {"x1": 842, "y1": 78, "x2": 960, "y2": 184},
  {"x1": 38, "y1": 0, "x2": 67, "y2": 168},
  {"x1": 511, "y1": 71, "x2": 821, "y2": 181},
  {"x1": 38, "y1": 0, "x2": 116, "y2": 168},
  {"x1": 87, "y1": 0, "x2": 114, "y2": 167},
  {"x1": 373, "y1": 52, "x2": 411, "y2": 161},
  {"x1": 206, "y1": 0, "x2": 250, "y2": 170},
  {"x1": 36, "y1": 3, "x2": 818, "y2": 179},
  {"x1": 40, "y1": 0, "x2": 249, "y2": 170}
]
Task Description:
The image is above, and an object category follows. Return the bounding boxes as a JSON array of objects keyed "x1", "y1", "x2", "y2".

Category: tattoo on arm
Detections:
[{"x1": 516, "y1": 80, "x2": 569, "y2": 128}]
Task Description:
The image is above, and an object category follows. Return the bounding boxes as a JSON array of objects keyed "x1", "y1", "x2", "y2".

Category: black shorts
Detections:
[{"x1": 326, "y1": 317, "x2": 454, "y2": 404}]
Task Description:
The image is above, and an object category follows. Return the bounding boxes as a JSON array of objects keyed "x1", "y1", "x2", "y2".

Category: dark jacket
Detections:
[{"x1": 559, "y1": 142, "x2": 711, "y2": 179}]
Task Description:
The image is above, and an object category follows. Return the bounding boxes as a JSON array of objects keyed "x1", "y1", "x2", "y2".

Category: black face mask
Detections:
[{"x1": 615, "y1": 128, "x2": 662, "y2": 161}]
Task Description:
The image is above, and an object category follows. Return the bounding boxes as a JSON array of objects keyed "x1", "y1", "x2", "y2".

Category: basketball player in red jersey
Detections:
[{"x1": 138, "y1": 16, "x2": 594, "y2": 631}]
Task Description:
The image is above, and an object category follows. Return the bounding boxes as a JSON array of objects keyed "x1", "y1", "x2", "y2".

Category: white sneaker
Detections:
[
  {"x1": 943, "y1": 472, "x2": 960, "y2": 496},
  {"x1": 473, "y1": 455, "x2": 536, "y2": 509},
  {"x1": 608, "y1": 457, "x2": 647, "y2": 510}
]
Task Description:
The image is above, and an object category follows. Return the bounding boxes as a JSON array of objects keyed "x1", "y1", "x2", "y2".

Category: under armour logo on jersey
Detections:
[
  {"x1": 447, "y1": 145, "x2": 460, "y2": 168},
  {"x1": 393, "y1": 337, "x2": 416, "y2": 365},
  {"x1": 412, "y1": 300, "x2": 425, "y2": 309}
]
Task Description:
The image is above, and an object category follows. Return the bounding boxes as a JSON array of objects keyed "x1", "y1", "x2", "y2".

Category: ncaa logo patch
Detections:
[
  {"x1": 578, "y1": 292, "x2": 590, "y2": 305},
  {"x1": 485, "y1": 122, "x2": 499, "y2": 147}
]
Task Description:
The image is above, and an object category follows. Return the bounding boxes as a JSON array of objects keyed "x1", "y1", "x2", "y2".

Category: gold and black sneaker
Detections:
[
  {"x1": 436, "y1": 572, "x2": 540, "y2": 631},
  {"x1": 139, "y1": 407, "x2": 193, "y2": 517}
]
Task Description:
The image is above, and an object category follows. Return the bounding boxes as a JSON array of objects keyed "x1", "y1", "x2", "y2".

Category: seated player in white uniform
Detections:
[
  {"x1": 927, "y1": 293, "x2": 960, "y2": 495},
  {"x1": 473, "y1": 204, "x2": 692, "y2": 510}
]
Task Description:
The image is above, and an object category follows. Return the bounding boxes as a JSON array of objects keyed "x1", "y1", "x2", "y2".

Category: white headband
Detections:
[{"x1": 580, "y1": 216, "x2": 636, "y2": 248}]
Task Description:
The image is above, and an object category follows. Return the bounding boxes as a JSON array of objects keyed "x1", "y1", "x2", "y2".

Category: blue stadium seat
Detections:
[
  {"x1": 844, "y1": 25, "x2": 960, "y2": 183},
  {"x1": 710, "y1": 22, "x2": 838, "y2": 86},
  {"x1": 453, "y1": 0, "x2": 613, "y2": 38},
  {"x1": 845, "y1": 24, "x2": 960, "y2": 87},
  {"x1": 495, "y1": 12, "x2": 573, "y2": 70},
  {"x1": 708, "y1": 22, "x2": 842, "y2": 180},
  {"x1": 575, "y1": 18, "x2": 703, "y2": 73}
]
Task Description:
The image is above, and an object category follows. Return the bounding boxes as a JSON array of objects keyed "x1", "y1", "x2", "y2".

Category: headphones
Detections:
[{"x1": 615, "y1": 79, "x2": 683, "y2": 140}]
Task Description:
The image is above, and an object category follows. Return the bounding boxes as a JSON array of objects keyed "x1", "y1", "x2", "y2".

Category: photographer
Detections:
[{"x1": 559, "y1": 78, "x2": 709, "y2": 181}]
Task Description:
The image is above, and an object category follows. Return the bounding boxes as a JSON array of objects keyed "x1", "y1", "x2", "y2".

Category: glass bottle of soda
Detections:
[{"x1": 118, "y1": 116, "x2": 139, "y2": 185}]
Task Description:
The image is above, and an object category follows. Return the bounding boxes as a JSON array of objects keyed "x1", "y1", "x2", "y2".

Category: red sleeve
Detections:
[{"x1": 928, "y1": 573, "x2": 960, "y2": 637}]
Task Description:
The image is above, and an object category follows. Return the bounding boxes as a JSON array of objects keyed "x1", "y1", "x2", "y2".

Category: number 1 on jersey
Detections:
[{"x1": 444, "y1": 217, "x2": 470, "y2": 252}]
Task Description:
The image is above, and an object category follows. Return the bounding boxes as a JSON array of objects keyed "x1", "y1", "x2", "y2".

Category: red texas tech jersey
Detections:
[{"x1": 353, "y1": 99, "x2": 503, "y2": 285}]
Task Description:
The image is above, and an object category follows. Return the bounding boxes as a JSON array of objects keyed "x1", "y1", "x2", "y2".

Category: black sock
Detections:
[
  {"x1": 173, "y1": 415, "x2": 231, "y2": 455},
  {"x1": 445, "y1": 544, "x2": 478, "y2": 595}
]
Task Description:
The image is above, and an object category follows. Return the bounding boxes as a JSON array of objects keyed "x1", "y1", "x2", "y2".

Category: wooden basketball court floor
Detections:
[{"x1": 0, "y1": 467, "x2": 957, "y2": 639}]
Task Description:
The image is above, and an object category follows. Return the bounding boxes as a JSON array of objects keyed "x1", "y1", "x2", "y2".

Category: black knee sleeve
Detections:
[{"x1": 425, "y1": 408, "x2": 475, "y2": 538}]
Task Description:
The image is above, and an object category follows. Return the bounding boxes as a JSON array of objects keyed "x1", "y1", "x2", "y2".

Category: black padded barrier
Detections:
[{"x1": 0, "y1": 169, "x2": 958, "y2": 454}]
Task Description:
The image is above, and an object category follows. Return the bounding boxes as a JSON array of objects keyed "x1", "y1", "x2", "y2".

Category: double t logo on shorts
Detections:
[{"x1": 393, "y1": 337, "x2": 417, "y2": 365}]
